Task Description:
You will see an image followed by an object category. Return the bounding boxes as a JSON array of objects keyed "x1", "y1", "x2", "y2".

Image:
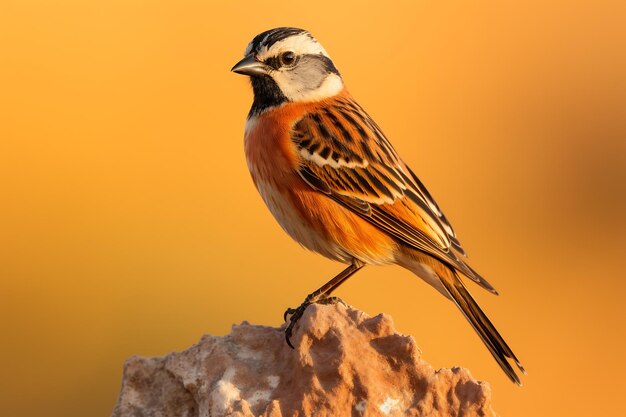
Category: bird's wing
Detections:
[{"x1": 291, "y1": 94, "x2": 496, "y2": 293}]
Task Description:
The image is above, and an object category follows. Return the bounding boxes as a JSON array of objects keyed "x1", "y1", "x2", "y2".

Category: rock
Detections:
[{"x1": 110, "y1": 303, "x2": 497, "y2": 417}]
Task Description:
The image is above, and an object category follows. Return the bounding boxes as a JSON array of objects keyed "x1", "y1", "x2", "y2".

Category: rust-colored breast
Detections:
[{"x1": 243, "y1": 97, "x2": 398, "y2": 264}]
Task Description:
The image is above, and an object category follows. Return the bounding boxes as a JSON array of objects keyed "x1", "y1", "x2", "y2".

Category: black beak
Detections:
[{"x1": 231, "y1": 55, "x2": 269, "y2": 76}]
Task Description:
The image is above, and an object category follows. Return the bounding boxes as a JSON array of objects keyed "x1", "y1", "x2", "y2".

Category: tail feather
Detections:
[
  {"x1": 439, "y1": 270, "x2": 525, "y2": 385},
  {"x1": 454, "y1": 255, "x2": 499, "y2": 295}
]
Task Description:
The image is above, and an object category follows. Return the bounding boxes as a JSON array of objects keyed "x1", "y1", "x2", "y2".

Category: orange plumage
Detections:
[{"x1": 245, "y1": 91, "x2": 397, "y2": 264}]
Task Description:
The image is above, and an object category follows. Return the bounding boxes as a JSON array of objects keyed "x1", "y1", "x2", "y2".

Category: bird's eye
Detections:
[{"x1": 279, "y1": 51, "x2": 296, "y2": 67}]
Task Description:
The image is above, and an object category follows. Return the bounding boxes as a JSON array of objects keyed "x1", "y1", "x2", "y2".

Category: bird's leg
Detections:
[
  {"x1": 283, "y1": 261, "x2": 363, "y2": 321},
  {"x1": 284, "y1": 260, "x2": 364, "y2": 348}
]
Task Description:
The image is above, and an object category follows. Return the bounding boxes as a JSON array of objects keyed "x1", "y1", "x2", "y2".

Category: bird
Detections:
[{"x1": 231, "y1": 27, "x2": 525, "y2": 385}]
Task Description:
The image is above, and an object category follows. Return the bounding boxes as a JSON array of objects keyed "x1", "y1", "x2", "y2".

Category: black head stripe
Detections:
[
  {"x1": 248, "y1": 27, "x2": 309, "y2": 55},
  {"x1": 316, "y1": 54, "x2": 340, "y2": 76}
]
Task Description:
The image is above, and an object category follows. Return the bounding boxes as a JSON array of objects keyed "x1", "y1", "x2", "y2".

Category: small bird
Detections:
[{"x1": 232, "y1": 27, "x2": 525, "y2": 384}]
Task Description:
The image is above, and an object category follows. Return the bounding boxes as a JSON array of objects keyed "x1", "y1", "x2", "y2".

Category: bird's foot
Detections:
[
  {"x1": 283, "y1": 294, "x2": 347, "y2": 349},
  {"x1": 283, "y1": 301, "x2": 310, "y2": 349},
  {"x1": 316, "y1": 295, "x2": 347, "y2": 307}
]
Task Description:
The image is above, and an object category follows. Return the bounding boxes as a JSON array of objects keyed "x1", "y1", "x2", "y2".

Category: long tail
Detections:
[{"x1": 439, "y1": 270, "x2": 526, "y2": 385}]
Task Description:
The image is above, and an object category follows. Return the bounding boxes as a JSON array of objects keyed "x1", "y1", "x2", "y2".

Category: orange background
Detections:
[{"x1": 1, "y1": 1, "x2": 625, "y2": 416}]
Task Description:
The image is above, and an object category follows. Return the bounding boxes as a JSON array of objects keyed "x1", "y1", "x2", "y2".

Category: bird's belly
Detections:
[
  {"x1": 252, "y1": 175, "x2": 397, "y2": 265},
  {"x1": 254, "y1": 178, "x2": 352, "y2": 262}
]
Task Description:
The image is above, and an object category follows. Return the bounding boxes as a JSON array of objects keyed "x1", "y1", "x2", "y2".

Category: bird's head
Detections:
[{"x1": 232, "y1": 27, "x2": 343, "y2": 115}]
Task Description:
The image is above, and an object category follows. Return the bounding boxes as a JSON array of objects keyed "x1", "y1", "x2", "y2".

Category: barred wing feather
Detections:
[{"x1": 291, "y1": 95, "x2": 497, "y2": 294}]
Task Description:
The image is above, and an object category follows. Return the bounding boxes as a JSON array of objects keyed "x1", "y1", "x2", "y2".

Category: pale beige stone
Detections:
[{"x1": 111, "y1": 303, "x2": 497, "y2": 417}]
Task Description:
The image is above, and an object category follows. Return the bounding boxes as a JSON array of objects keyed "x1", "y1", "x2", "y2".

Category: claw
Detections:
[
  {"x1": 283, "y1": 302, "x2": 310, "y2": 349},
  {"x1": 283, "y1": 307, "x2": 296, "y2": 322},
  {"x1": 285, "y1": 327, "x2": 296, "y2": 349}
]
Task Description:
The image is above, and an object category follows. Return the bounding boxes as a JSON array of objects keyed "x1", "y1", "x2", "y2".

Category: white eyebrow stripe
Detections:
[{"x1": 256, "y1": 33, "x2": 330, "y2": 61}]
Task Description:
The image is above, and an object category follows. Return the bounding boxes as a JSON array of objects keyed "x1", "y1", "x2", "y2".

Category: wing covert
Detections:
[{"x1": 291, "y1": 94, "x2": 496, "y2": 293}]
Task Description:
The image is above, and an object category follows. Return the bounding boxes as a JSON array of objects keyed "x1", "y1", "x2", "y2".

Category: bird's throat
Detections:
[{"x1": 249, "y1": 76, "x2": 288, "y2": 117}]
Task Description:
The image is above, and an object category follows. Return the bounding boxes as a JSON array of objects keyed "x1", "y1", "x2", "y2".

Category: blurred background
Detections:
[{"x1": 1, "y1": 1, "x2": 625, "y2": 416}]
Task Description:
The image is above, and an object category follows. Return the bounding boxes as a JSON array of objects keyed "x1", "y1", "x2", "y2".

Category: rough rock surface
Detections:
[{"x1": 111, "y1": 303, "x2": 497, "y2": 417}]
